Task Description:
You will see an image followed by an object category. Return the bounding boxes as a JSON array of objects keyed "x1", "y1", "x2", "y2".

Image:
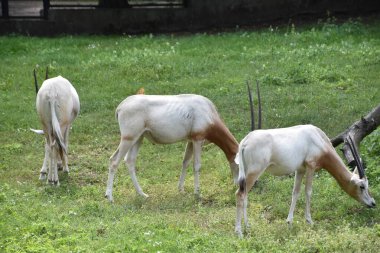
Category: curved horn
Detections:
[
  {"x1": 256, "y1": 80, "x2": 262, "y2": 130},
  {"x1": 247, "y1": 80, "x2": 255, "y2": 131},
  {"x1": 347, "y1": 136, "x2": 365, "y2": 178},
  {"x1": 33, "y1": 69, "x2": 39, "y2": 94},
  {"x1": 45, "y1": 66, "x2": 49, "y2": 80}
]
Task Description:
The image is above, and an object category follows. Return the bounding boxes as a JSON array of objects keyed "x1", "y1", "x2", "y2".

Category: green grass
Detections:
[{"x1": 1, "y1": 17, "x2": 380, "y2": 252}]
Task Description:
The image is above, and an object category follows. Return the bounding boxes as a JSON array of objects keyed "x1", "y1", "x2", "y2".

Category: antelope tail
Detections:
[
  {"x1": 30, "y1": 128, "x2": 44, "y2": 135},
  {"x1": 50, "y1": 100, "x2": 67, "y2": 155},
  {"x1": 238, "y1": 148, "x2": 247, "y2": 193}
]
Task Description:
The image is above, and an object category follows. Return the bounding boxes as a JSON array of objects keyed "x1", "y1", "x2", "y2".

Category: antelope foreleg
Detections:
[
  {"x1": 192, "y1": 141, "x2": 202, "y2": 198},
  {"x1": 305, "y1": 168, "x2": 315, "y2": 224}
]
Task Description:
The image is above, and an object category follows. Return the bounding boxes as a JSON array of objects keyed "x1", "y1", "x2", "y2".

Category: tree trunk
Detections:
[{"x1": 330, "y1": 104, "x2": 380, "y2": 168}]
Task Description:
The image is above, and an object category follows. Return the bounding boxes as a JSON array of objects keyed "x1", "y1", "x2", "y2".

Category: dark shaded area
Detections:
[
  {"x1": 0, "y1": 0, "x2": 380, "y2": 35},
  {"x1": 99, "y1": 0, "x2": 130, "y2": 8}
]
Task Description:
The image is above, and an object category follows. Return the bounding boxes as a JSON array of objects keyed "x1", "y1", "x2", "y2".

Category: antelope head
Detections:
[{"x1": 347, "y1": 136, "x2": 376, "y2": 208}]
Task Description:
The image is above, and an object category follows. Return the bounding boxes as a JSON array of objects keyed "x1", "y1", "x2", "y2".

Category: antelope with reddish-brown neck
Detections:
[
  {"x1": 234, "y1": 82, "x2": 375, "y2": 237},
  {"x1": 105, "y1": 93, "x2": 239, "y2": 202}
]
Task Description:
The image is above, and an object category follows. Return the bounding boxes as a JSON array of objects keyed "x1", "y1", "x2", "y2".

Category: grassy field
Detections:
[{"x1": 1, "y1": 17, "x2": 380, "y2": 252}]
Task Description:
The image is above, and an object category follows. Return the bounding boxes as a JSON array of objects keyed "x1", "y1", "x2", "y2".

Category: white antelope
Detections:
[
  {"x1": 105, "y1": 93, "x2": 239, "y2": 202},
  {"x1": 234, "y1": 83, "x2": 375, "y2": 237},
  {"x1": 31, "y1": 69, "x2": 80, "y2": 185}
]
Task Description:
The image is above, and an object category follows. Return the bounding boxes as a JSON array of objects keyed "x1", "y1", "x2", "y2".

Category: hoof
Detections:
[
  {"x1": 105, "y1": 193, "x2": 114, "y2": 203},
  {"x1": 286, "y1": 218, "x2": 293, "y2": 228},
  {"x1": 39, "y1": 173, "x2": 47, "y2": 181},
  {"x1": 194, "y1": 193, "x2": 202, "y2": 201},
  {"x1": 235, "y1": 229, "x2": 243, "y2": 238},
  {"x1": 139, "y1": 192, "x2": 149, "y2": 199},
  {"x1": 48, "y1": 180, "x2": 60, "y2": 186},
  {"x1": 62, "y1": 165, "x2": 70, "y2": 173}
]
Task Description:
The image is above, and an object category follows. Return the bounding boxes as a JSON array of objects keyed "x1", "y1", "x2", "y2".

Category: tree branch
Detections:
[{"x1": 330, "y1": 103, "x2": 380, "y2": 168}]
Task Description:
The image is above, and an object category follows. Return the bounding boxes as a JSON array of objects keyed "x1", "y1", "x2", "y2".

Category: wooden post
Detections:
[
  {"x1": 43, "y1": 0, "x2": 50, "y2": 19},
  {"x1": 1, "y1": 0, "x2": 9, "y2": 18},
  {"x1": 183, "y1": 0, "x2": 191, "y2": 8}
]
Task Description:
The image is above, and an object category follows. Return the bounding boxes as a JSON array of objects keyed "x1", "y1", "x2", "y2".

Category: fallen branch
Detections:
[{"x1": 330, "y1": 103, "x2": 380, "y2": 168}]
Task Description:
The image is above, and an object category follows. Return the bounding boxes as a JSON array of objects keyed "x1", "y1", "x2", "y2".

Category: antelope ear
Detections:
[
  {"x1": 350, "y1": 173, "x2": 360, "y2": 184},
  {"x1": 351, "y1": 168, "x2": 365, "y2": 181}
]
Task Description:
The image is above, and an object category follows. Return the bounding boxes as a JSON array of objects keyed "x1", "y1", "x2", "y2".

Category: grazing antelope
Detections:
[
  {"x1": 31, "y1": 69, "x2": 80, "y2": 185},
  {"x1": 234, "y1": 83, "x2": 375, "y2": 237},
  {"x1": 105, "y1": 93, "x2": 239, "y2": 202}
]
